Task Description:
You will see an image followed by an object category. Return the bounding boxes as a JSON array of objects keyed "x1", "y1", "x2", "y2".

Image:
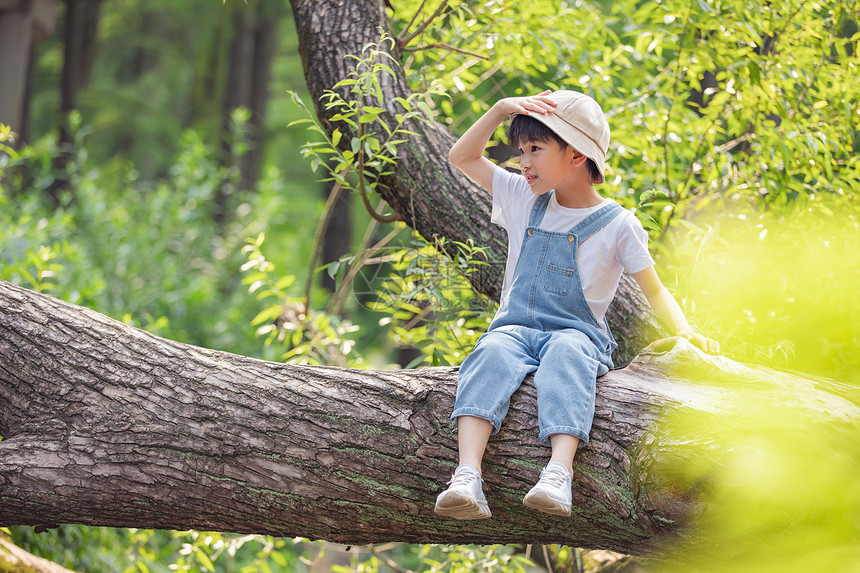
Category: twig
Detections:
[
  {"x1": 369, "y1": 544, "x2": 412, "y2": 573},
  {"x1": 356, "y1": 124, "x2": 401, "y2": 223},
  {"x1": 326, "y1": 218, "x2": 402, "y2": 316},
  {"x1": 302, "y1": 170, "x2": 347, "y2": 314},
  {"x1": 399, "y1": 0, "x2": 429, "y2": 41},
  {"x1": 401, "y1": 41, "x2": 489, "y2": 60},
  {"x1": 398, "y1": 0, "x2": 449, "y2": 47},
  {"x1": 542, "y1": 544, "x2": 554, "y2": 573}
]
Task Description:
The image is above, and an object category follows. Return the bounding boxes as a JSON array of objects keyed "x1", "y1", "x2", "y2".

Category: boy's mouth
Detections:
[{"x1": 524, "y1": 173, "x2": 538, "y2": 185}]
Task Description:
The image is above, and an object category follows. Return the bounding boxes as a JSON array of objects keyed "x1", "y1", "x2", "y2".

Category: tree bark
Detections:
[
  {"x1": 1, "y1": 282, "x2": 857, "y2": 554},
  {"x1": 288, "y1": 0, "x2": 659, "y2": 366}
]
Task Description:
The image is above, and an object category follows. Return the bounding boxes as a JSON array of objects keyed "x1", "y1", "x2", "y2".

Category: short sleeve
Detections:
[
  {"x1": 491, "y1": 166, "x2": 533, "y2": 231},
  {"x1": 614, "y1": 211, "x2": 655, "y2": 274}
]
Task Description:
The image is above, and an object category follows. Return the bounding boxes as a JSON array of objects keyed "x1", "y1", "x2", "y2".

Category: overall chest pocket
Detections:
[{"x1": 544, "y1": 264, "x2": 574, "y2": 295}]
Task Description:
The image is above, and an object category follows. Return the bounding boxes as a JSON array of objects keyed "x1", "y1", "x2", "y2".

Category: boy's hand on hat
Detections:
[{"x1": 498, "y1": 90, "x2": 557, "y2": 117}]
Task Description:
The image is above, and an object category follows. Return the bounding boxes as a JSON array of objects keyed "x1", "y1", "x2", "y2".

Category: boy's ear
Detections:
[{"x1": 569, "y1": 148, "x2": 588, "y2": 167}]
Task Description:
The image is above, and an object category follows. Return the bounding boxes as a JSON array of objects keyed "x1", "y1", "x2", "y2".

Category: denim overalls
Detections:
[{"x1": 452, "y1": 191, "x2": 624, "y2": 446}]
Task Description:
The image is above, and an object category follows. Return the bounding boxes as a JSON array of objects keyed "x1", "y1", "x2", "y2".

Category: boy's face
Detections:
[{"x1": 516, "y1": 138, "x2": 582, "y2": 196}]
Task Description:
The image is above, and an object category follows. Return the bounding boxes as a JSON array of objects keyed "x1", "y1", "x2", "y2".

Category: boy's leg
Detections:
[
  {"x1": 437, "y1": 328, "x2": 537, "y2": 520},
  {"x1": 533, "y1": 328, "x2": 608, "y2": 448},
  {"x1": 548, "y1": 433, "x2": 579, "y2": 476},
  {"x1": 457, "y1": 415, "x2": 494, "y2": 474},
  {"x1": 451, "y1": 328, "x2": 539, "y2": 434},
  {"x1": 524, "y1": 329, "x2": 608, "y2": 517},
  {"x1": 523, "y1": 434, "x2": 579, "y2": 517}
]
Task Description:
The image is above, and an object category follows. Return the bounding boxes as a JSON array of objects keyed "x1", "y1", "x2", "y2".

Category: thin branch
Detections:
[
  {"x1": 401, "y1": 41, "x2": 489, "y2": 60},
  {"x1": 369, "y1": 544, "x2": 411, "y2": 573},
  {"x1": 542, "y1": 544, "x2": 554, "y2": 573},
  {"x1": 326, "y1": 220, "x2": 401, "y2": 316},
  {"x1": 398, "y1": 0, "x2": 429, "y2": 41},
  {"x1": 398, "y1": 0, "x2": 449, "y2": 47},
  {"x1": 302, "y1": 171, "x2": 347, "y2": 314},
  {"x1": 356, "y1": 124, "x2": 401, "y2": 223}
]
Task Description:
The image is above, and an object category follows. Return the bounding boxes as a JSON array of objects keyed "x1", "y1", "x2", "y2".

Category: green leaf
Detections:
[
  {"x1": 195, "y1": 550, "x2": 216, "y2": 573},
  {"x1": 332, "y1": 79, "x2": 358, "y2": 88},
  {"x1": 275, "y1": 275, "x2": 295, "y2": 290},
  {"x1": 252, "y1": 305, "x2": 283, "y2": 326},
  {"x1": 747, "y1": 60, "x2": 761, "y2": 84}
]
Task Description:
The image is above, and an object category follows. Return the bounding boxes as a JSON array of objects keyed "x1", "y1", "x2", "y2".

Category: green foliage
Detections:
[
  {"x1": 649, "y1": 369, "x2": 860, "y2": 572},
  {"x1": 0, "y1": 120, "x2": 302, "y2": 355},
  {"x1": 392, "y1": 0, "x2": 859, "y2": 230},
  {"x1": 288, "y1": 33, "x2": 441, "y2": 223},
  {"x1": 658, "y1": 193, "x2": 860, "y2": 383},
  {"x1": 242, "y1": 33, "x2": 491, "y2": 368},
  {"x1": 359, "y1": 232, "x2": 495, "y2": 367},
  {"x1": 414, "y1": 544, "x2": 537, "y2": 572},
  {"x1": 240, "y1": 233, "x2": 361, "y2": 365},
  {"x1": 317, "y1": 543, "x2": 540, "y2": 573},
  {"x1": 9, "y1": 528, "x2": 301, "y2": 573}
]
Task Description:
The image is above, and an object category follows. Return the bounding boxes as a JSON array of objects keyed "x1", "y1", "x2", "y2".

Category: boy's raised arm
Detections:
[{"x1": 449, "y1": 91, "x2": 558, "y2": 193}]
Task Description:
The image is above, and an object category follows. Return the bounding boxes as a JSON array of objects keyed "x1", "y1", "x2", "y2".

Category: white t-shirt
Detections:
[{"x1": 491, "y1": 166, "x2": 654, "y2": 321}]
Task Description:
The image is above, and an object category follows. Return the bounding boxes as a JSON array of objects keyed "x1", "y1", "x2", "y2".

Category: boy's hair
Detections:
[{"x1": 509, "y1": 114, "x2": 601, "y2": 183}]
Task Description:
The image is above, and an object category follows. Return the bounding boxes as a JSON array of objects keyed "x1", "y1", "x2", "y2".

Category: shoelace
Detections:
[
  {"x1": 448, "y1": 468, "x2": 482, "y2": 487},
  {"x1": 538, "y1": 467, "x2": 568, "y2": 489}
]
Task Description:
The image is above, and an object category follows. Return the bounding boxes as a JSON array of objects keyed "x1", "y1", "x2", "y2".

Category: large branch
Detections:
[
  {"x1": 289, "y1": 0, "x2": 659, "y2": 364},
  {"x1": 2, "y1": 282, "x2": 857, "y2": 555}
]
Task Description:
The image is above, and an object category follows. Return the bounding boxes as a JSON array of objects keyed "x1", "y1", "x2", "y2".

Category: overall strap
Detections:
[
  {"x1": 527, "y1": 191, "x2": 554, "y2": 227},
  {"x1": 569, "y1": 202, "x2": 625, "y2": 243}
]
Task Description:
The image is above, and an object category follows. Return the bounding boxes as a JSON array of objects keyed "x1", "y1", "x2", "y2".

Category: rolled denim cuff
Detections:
[
  {"x1": 450, "y1": 407, "x2": 503, "y2": 435},
  {"x1": 539, "y1": 425, "x2": 590, "y2": 447}
]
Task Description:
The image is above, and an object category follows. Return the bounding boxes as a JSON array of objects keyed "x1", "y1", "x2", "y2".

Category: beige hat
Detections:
[{"x1": 524, "y1": 90, "x2": 610, "y2": 184}]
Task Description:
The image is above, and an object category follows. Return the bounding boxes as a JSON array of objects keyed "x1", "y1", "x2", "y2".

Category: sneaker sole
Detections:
[
  {"x1": 434, "y1": 492, "x2": 492, "y2": 520},
  {"x1": 523, "y1": 490, "x2": 571, "y2": 517}
]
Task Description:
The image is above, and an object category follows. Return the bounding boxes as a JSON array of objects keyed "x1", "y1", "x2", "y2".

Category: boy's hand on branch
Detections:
[
  {"x1": 495, "y1": 90, "x2": 558, "y2": 117},
  {"x1": 678, "y1": 329, "x2": 721, "y2": 355}
]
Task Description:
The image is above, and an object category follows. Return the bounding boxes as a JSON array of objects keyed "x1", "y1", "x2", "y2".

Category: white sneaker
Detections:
[
  {"x1": 523, "y1": 462, "x2": 572, "y2": 517},
  {"x1": 434, "y1": 464, "x2": 491, "y2": 520}
]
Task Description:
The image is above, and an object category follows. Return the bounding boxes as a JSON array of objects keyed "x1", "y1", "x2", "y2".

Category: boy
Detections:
[{"x1": 435, "y1": 90, "x2": 718, "y2": 520}]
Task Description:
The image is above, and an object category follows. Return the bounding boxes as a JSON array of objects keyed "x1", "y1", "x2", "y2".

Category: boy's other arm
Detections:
[
  {"x1": 631, "y1": 266, "x2": 721, "y2": 355},
  {"x1": 449, "y1": 91, "x2": 558, "y2": 192}
]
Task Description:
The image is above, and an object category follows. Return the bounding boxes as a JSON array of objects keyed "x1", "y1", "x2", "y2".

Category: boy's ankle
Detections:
[
  {"x1": 546, "y1": 461, "x2": 572, "y2": 476},
  {"x1": 456, "y1": 463, "x2": 482, "y2": 476}
]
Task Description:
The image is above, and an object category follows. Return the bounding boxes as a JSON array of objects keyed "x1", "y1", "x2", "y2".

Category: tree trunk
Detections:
[
  {"x1": 288, "y1": 0, "x2": 660, "y2": 365},
  {"x1": 0, "y1": 0, "x2": 57, "y2": 140},
  {"x1": 215, "y1": 0, "x2": 280, "y2": 226},
  {"x1": 1, "y1": 282, "x2": 857, "y2": 554},
  {"x1": 50, "y1": 0, "x2": 102, "y2": 204},
  {"x1": 321, "y1": 177, "x2": 353, "y2": 292}
]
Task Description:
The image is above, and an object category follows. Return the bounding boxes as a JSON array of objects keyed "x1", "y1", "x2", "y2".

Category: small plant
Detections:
[
  {"x1": 241, "y1": 233, "x2": 359, "y2": 366},
  {"x1": 245, "y1": 32, "x2": 492, "y2": 367},
  {"x1": 354, "y1": 231, "x2": 495, "y2": 367},
  {"x1": 288, "y1": 32, "x2": 441, "y2": 225}
]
